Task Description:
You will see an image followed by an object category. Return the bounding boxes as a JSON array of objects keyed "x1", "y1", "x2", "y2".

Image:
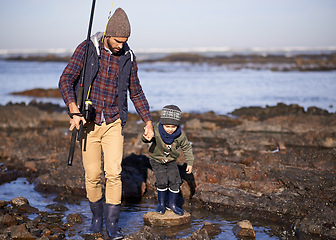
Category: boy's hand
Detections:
[{"x1": 186, "y1": 165, "x2": 193, "y2": 174}]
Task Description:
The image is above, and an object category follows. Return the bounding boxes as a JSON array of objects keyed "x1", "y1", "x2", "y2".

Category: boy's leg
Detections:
[
  {"x1": 167, "y1": 160, "x2": 182, "y2": 192},
  {"x1": 149, "y1": 159, "x2": 169, "y2": 190},
  {"x1": 167, "y1": 161, "x2": 183, "y2": 215},
  {"x1": 149, "y1": 159, "x2": 169, "y2": 214}
]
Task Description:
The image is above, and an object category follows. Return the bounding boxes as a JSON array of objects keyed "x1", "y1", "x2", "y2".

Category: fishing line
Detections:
[
  {"x1": 86, "y1": 0, "x2": 115, "y2": 101},
  {"x1": 102, "y1": 0, "x2": 116, "y2": 41}
]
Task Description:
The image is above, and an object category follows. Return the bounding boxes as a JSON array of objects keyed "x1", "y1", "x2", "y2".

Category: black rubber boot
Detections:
[
  {"x1": 168, "y1": 190, "x2": 184, "y2": 216},
  {"x1": 156, "y1": 189, "x2": 167, "y2": 214},
  {"x1": 104, "y1": 203, "x2": 124, "y2": 240},
  {"x1": 88, "y1": 198, "x2": 103, "y2": 233}
]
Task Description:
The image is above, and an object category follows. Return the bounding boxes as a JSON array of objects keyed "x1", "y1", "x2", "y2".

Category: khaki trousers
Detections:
[{"x1": 81, "y1": 119, "x2": 123, "y2": 205}]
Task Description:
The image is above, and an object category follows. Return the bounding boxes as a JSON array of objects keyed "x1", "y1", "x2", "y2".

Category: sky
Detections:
[{"x1": 1, "y1": 0, "x2": 336, "y2": 53}]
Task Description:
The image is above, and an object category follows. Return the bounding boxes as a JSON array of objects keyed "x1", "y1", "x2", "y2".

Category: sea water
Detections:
[
  {"x1": 0, "y1": 178, "x2": 281, "y2": 239},
  {"x1": 0, "y1": 60, "x2": 335, "y2": 114}
]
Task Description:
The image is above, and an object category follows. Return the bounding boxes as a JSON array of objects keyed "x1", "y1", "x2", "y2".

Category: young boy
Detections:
[{"x1": 142, "y1": 105, "x2": 194, "y2": 215}]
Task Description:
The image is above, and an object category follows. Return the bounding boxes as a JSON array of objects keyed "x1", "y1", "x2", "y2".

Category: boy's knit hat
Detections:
[
  {"x1": 105, "y1": 8, "x2": 131, "y2": 38},
  {"x1": 160, "y1": 105, "x2": 182, "y2": 126}
]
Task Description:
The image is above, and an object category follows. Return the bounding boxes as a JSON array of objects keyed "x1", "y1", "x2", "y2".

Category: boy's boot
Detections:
[
  {"x1": 156, "y1": 189, "x2": 167, "y2": 214},
  {"x1": 88, "y1": 198, "x2": 103, "y2": 233},
  {"x1": 168, "y1": 190, "x2": 184, "y2": 216},
  {"x1": 103, "y1": 203, "x2": 124, "y2": 240}
]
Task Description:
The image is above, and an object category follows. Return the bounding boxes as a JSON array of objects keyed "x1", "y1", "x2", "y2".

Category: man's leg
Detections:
[
  {"x1": 82, "y1": 122, "x2": 104, "y2": 232},
  {"x1": 101, "y1": 119, "x2": 124, "y2": 205},
  {"x1": 101, "y1": 119, "x2": 124, "y2": 239}
]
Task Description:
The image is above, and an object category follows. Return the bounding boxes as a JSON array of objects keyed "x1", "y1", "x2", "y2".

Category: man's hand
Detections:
[
  {"x1": 69, "y1": 115, "x2": 86, "y2": 131},
  {"x1": 68, "y1": 102, "x2": 86, "y2": 131},
  {"x1": 143, "y1": 120, "x2": 154, "y2": 141},
  {"x1": 186, "y1": 165, "x2": 193, "y2": 174}
]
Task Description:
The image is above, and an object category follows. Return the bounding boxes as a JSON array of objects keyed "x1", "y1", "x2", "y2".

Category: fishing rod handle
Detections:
[{"x1": 67, "y1": 128, "x2": 78, "y2": 166}]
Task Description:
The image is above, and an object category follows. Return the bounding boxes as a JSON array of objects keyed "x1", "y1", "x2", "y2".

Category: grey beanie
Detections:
[
  {"x1": 105, "y1": 8, "x2": 131, "y2": 38},
  {"x1": 160, "y1": 105, "x2": 182, "y2": 126}
]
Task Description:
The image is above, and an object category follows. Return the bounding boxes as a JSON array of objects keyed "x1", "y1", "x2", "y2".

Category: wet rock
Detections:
[
  {"x1": 232, "y1": 220, "x2": 256, "y2": 238},
  {"x1": 200, "y1": 221, "x2": 222, "y2": 237},
  {"x1": 125, "y1": 225, "x2": 163, "y2": 240},
  {"x1": 143, "y1": 210, "x2": 191, "y2": 227},
  {"x1": 0, "y1": 213, "x2": 17, "y2": 227},
  {"x1": 46, "y1": 203, "x2": 69, "y2": 212},
  {"x1": 10, "y1": 196, "x2": 29, "y2": 206},
  {"x1": 0, "y1": 200, "x2": 8, "y2": 208},
  {"x1": 24, "y1": 161, "x2": 38, "y2": 172},
  {"x1": 81, "y1": 232, "x2": 105, "y2": 240},
  {"x1": 184, "y1": 228, "x2": 210, "y2": 240},
  {"x1": 10, "y1": 224, "x2": 37, "y2": 239},
  {"x1": 34, "y1": 164, "x2": 86, "y2": 197},
  {"x1": 17, "y1": 204, "x2": 39, "y2": 214},
  {"x1": 53, "y1": 193, "x2": 81, "y2": 205},
  {"x1": 0, "y1": 163, "x2": 19, "y2": 184},
  {"x1": 39, "y1": 212, "x2": 64, "y2": 225},
  {"x1": 66, "y1": 213, "x2": 84, "y2": 224},
  {"x1": 292, "y1": 217, "x2": 336, "y2": 239}
]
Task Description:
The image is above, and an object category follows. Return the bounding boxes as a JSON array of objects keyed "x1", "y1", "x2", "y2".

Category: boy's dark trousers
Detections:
[
  {"x1": 149, "y1": 159, "x2": 182, "y2": 191},
  {"x1": 150, "y1": 159, "x2": 184, "y2": 215}
]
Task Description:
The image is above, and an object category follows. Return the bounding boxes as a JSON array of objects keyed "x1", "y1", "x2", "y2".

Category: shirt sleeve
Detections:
[
  {"x1": 58, "y1": 41, "x2": 86, "y2": 106},
  {"x1": 128, "y1": 57, "x2": 152, "y2": 123}
]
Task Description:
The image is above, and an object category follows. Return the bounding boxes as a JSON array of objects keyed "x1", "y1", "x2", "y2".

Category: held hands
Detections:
[
  {"x1": 143, "y1": 120, "x2": 154, "y2": 141},
  {"x1": 186, "y1": 165, "x2": 193, "y2": 174}
]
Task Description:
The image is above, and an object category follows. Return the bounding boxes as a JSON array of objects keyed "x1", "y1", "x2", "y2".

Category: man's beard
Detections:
[{"x1": 107, "y1": 41, "x2": 122, "y2": 55}]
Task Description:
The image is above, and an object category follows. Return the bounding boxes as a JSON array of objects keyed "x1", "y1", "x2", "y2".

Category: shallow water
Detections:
[
  {"x1": 0, "y1": 60, "x2": 335, "y2": 114},
  {"x1": 0, "y1": 178, "x2": 282, "y2": 239}
]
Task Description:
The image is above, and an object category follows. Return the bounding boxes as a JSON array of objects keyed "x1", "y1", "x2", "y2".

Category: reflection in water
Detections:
[{"x1": 0, "y1": 178, "x2": 280, "y2": 239}]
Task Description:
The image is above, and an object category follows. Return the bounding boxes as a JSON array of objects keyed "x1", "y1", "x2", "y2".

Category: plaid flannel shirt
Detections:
[{"x1": 59, "y1": 39, "x2": 152, "y2": 125}]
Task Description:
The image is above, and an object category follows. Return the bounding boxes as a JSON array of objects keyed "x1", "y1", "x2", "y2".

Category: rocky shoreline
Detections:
[
  {"x1": 0, "y1": 101, "x2": 335, "y2": 239},
  {"x1": 5, "y1": 51, "x2": 336, "y2": 71}
]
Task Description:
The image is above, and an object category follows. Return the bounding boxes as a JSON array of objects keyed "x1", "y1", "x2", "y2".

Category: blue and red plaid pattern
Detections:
[{"x1": 59, "y1": 40, "x2": 151, "y2": 125}]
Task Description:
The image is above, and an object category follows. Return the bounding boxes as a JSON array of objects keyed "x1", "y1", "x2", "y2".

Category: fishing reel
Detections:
[{"x1": 84, "y1": 100, "x2": 95, "y2": 121}]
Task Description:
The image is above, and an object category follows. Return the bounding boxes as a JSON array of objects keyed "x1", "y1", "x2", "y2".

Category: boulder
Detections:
[
  {"x1": 9, "y1": 224, "x2": 37, "y2": 239},
  {"x1": 143, "y1": 210, "x2": 191, "y2": 227},
  {"x1": 232, "y1": 220, "x2": 256, "y2": 238},
  {"x1": 10, "y1": 197, "x2": 29, "y2": 206}
]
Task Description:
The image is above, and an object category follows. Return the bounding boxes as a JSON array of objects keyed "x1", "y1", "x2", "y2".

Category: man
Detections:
[{"x1": 59, "y1": 8, "x2": 154, "y2": 239}]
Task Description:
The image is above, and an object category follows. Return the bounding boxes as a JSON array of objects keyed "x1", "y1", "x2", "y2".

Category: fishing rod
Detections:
[{"x1": 67, "y1": 0, "x2": 97, "y2": 166}]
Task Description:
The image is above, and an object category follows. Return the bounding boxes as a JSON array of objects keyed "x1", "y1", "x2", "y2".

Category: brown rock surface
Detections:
[
  {"x1": 0, "y1": 102, "x2": 335, "y2": 239},
  {"x1": 143, "y1": 210, "x2": 191, "y2": 227},
  {"x1": 232, "y1": 220, "x2": 256, "y2": 238}
]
